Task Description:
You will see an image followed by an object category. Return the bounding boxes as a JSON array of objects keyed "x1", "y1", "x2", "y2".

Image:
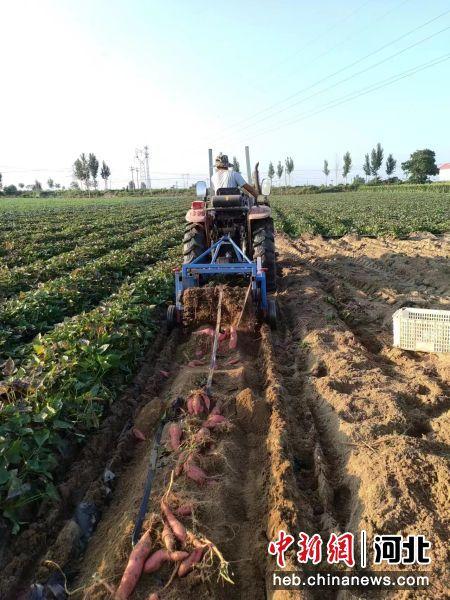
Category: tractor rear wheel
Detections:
[
  {"x1": 183, "y1": 223, "x2": 207, "y2": 263},
  {"x1": 252, "y1": 218, "x2": 276, "y2": 292}
]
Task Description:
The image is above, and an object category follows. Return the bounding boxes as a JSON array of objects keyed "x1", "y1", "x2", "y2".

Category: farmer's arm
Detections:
[
  {"x1": 243, "y1": 183, "x2": 258, "y2": 199},
  {"x1": 234, "y1": 171, "x2": 258, "y2": 199}
]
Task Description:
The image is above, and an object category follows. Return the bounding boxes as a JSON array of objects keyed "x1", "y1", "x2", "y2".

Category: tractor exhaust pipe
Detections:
[
  {"x1": 208, "y1": 148, "x2": 214, "y2": 195},
  {"x1": 245, "y1": 146, "x2": 252, "y2": 183}
]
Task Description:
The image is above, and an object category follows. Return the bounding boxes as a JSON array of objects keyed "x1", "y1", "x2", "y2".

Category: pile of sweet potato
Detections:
[{"x1": 115, "y1": 388, "x2": 232, "y2": 600}]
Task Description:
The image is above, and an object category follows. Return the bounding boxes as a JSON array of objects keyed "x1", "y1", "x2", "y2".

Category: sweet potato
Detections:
[
  {"x1": 174, "y1": 451, "x2": 187, "y2": 477},
  {"x1": 193, "y1": 327, "x2": 215, "y2": 337},
  {"x1": 218, "y1": 330, "x2": 229, "y2": 342},
  {"x1": 191, "y1": 393, "x2": 204, "y2": 415},
  {"x1": 143, "y1": 549, "x2": 170, "y2": 573},
  {"x1": 132, "y1": 427, "x2": 146, "y2": 441},
  {"x1": 188, "y1": 359, "x2": 205, "y2": 367},
  {"x1": 178, "y1": 547, "x2": 205, "y2": 577},
  {"x1": 116, "y1": 528, "x2": 153, "y2": 599},
  {"x1": 174, "y1": 503, "x2": 193, "y2": 517},
  {"x1": 228, "y1": 326, "x2": 238, "y2": 350},
  {"x1": 161, "y1": 500, "x2": 186, "y2": 545},
  {"x1": 183, "y1": 460, "x2": 207, "y2": 486},
  {"x1": 162, "y1": 522, "x2": 176, "y2": 552},
  {"x1": 199, "y1": 390, "x2": 211, "y2": 411},
  {"x1": 210, "y1": 401, "x2": 222, "y2": 416},
  {"x1": 168, "y1": 423, "x2": 182, "y2": 451},
  {"x1": 194, "y1": 427, "x2": 212, "y2": 446},
  {"x1": 170, "y1": 550, "x2": 189, "y2": 561},
  {"x1": 203, "y1": 414, "x2": 229, "y2": 429}
]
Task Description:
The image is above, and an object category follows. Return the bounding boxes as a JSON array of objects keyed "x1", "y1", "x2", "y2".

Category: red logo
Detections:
[
  {"x1": 268, "y1": 530, "x2": 295, "y2": 568},
  {"x1": 297, "y1": 532, "x2": 323, "y2": 565},
  {"x1": 327, "y1": 532, "x2": 355, "y2": 567}
]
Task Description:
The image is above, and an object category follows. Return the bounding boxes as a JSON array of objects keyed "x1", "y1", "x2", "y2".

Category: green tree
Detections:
[
  {"x1": 370, "y1": 143, "x2": 384, "y2": 179},
  {"x1": 323, "y1": 159, "x2": 330, "y2": 185},
  {"x1": 285, "y1": 156, "x2": 294, "y2": 186},
  {"x1": 4, "y1": 185, "x2": 18, "y2": 196},
  {"x1": 385, "y1": 154, "x2": 396, "y2": 177},
  {"x1": 268, "y1": 161, "x2": 275, "y2": 181},
  {"x1": 88, "y1": 153, "x2": 99, "y2": 189},
  {"x1": 401, "y1": 149, "x2": 439, "y2": 183},
  {"x1": 128, "y1": 180, "x2": 136, "y2": 191},
  {"x1": 232, "y1": 156, "x2": 240, "y2": 173},
  {"x1": 73, "y1": 153, "x2": 90, "y2": 190},
  {"x1": 342, "y1": 151, "x2": 352, "y2": 183},
  {"x1": 32, "y1": 180, "x2": 42, "y2": 192},
  {"x1": 0, "y1": 173, "x2": 2, "y2": 190},
  {"x1": 363, "y1": 154, "x2": 371, "y2": 181},
  {"x1": 47, "y1": 178, "x2": 54, "y2": 189},
  {"x1": 18, "y1": 183, "x2": 24, "y2": 189},
  {"x1": 100, "y1": 161, "x2": 111, "y2": 189},
  {"x1": 276, "y1": 161, "x2": 284, "y2": 185}
]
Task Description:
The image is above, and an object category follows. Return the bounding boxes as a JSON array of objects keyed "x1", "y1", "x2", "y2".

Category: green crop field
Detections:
[
  {"x1": 0, "y1": 195, "x2": 188, "y2": 531},
  {"x1": 0, "y1": 188, "x2": 448, "y2": 532},
  {"x1": 272, "y1": 187, "x2": 450, "y2": 237}
]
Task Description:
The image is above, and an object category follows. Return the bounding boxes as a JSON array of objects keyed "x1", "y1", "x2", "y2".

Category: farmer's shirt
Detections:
[{"x1": 212, "y1": 169, "x2": 246, "y2": 192}]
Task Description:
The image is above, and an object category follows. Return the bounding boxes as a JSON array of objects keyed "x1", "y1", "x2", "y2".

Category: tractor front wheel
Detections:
[
  {"x1": 183, "y1": 223, "x2": 207, "y2": 263},
  {"x1": 252, "y1": 218, "x2": 276, "y2": 292}
]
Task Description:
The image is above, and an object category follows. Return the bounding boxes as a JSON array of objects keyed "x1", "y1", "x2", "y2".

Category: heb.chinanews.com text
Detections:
[{"x1": 270, "y1": 571, "x2": 430, "y2": 590}]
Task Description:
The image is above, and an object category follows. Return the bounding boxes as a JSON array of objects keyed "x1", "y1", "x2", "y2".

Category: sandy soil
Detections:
[{"x1": 3, "y1": 233, "x2": 449, "y2": 600}]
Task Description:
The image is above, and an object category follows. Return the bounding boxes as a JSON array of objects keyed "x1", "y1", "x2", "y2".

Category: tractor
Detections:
[
  {"x1": 167, "y1": 152, "x2": 277, "y2": 330},
  {"x1": 183, "y1": 162, "x2": 276, "y2": 292}
]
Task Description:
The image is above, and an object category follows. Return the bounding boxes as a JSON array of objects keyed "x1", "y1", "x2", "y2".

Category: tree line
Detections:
[
  {"x1": 264, "y1": 147, "x2": 440, "y2": 186},
  {"x1": 73, "y1": 153, "x2": 111, "y2": 190}
]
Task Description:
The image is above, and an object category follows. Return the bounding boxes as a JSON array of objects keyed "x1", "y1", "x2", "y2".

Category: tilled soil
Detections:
[{"x1": 3, "y1": 233, "x2": 449, "y2": 600}]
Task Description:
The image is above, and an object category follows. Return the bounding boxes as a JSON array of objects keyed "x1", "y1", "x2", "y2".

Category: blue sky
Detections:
[{"x1": 1, "y1": 0, "x2": 449, "y2": 187}]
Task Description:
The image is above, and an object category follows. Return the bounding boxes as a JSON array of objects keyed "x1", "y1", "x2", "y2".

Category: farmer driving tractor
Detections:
[{"x1": 212, "y1": 153, "x2": 259, "y2": 199}]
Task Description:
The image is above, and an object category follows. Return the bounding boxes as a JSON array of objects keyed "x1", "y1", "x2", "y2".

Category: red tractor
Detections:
[{"x1": 183, "y1": 163, "x2": 276, "y2": 291}]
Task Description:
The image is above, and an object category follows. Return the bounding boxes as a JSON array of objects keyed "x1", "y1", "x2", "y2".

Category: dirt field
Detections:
[{"x1": 5, "y1": 233, "x2": 449, "y2": 600}]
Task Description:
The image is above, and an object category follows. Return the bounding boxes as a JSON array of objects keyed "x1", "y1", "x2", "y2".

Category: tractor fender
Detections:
[
  {"x1": 185, "y1": 208, "x2": 206, "y2": 223},
  {"x1": 248, "y1": 205, "x2": 271, "y2": 221}
]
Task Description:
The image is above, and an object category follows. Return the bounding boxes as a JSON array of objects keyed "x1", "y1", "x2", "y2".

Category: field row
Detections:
[
  {"x1": 0, "y1": 221, "x2": 184, "y2": 359},
  {"x1": 1, "y1": 198, "x2": 187, "y2": 267},
  {"x1": 0, "y1": 214, "x2": 185, "y2": 298},
  {"x1": 0, "y1": 250, "x2": 181, "y2": 531},
  {"x1": 0, "y1": 197, "x2": 189, "y2": 531},
  {"x1": 272, "y1": 189, "x2": 450, "y2": 237}
]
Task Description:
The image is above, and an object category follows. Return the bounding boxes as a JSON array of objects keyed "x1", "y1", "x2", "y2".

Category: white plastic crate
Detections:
[{"x1": 393, "y1": 308, "x2": 450, "y2": 353}]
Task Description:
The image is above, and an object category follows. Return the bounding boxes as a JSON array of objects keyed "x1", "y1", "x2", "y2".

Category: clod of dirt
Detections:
[{"x1": 182, "y1": 286, "x2": 254, "y2": 328}]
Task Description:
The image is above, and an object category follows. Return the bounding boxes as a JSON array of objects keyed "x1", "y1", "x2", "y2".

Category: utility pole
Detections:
[
  {"x1": 182, "y1": 173, "x2": 190, "y2": 188},
  {"x1": 334, "y1": 153, "x2": 339, "y2": 185},
  {"x1": 144, "y1": 145, "x2": 151, "y2": 190},
  {"x1": 130, "y1": 166, "x2": 135, "y2": 189},
  {"x1": 135, "y1": 156, "x2": 140, "y2": 189}
]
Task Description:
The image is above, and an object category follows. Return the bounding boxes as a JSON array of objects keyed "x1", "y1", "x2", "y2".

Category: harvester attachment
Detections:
[{"x1": 167, "y1": 235, "x2": 276, "y2": 330}]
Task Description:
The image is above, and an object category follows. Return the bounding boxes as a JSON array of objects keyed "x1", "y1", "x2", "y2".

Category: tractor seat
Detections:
[
  {"x1": 216, "y1": 187, "x2": 241, "y2": 196},
  {"x1": 210, "y1": 187, "x2": 244, "y2": 208}
]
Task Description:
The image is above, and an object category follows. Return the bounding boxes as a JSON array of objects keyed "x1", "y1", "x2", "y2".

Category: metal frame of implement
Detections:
[{"x1": 173, "y1": 235, "x2": 268, "y2": 314}]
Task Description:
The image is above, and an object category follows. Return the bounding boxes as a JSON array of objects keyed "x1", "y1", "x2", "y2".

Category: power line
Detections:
[
  {"x1": 216, "y1": 23, "x2": 450, "y2": 142},
  {"x1": 239, "y1": 52, "x2": 450, "y2": 142},
  {"x1": 262, "y1": 0, "x2": 373, "y2": 75},
  {"x1": 209, "y1": 7, "x2": 450, "y2": 142}
]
